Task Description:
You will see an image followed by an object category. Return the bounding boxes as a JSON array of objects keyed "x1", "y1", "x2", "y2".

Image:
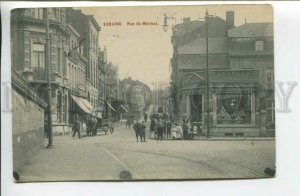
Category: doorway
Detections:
[{"x1": 190, "y1": 94, "x2": 202, "y2": 122}]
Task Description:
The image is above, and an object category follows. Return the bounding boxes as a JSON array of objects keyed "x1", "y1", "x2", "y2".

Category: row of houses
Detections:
[
  {"x1": 11, "y1": 7, "x2": 130, "y2": 172},
  {"x1": 169, "y1": 11, "x2": 275, "y2": 137},
  {"x1": 11, "y1": 8, "x2": 123, "y2": 136}
]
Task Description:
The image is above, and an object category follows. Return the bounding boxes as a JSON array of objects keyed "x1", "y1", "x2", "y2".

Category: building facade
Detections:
[
  {"x1": 11, "y1": 8, "x2": 70, "y2": 134},
  {"x1": 66, "y1": 8, "x2": 104, "y2": 120},
  {"x1": 105, "y1": 63, "x2": 121, "y2": 120},
  {"x1": 11, "y1": 8, "x2": 107, "y2": 135},
  {"x1": 170, "y1": 12, "x2": 274, "y2": 137}
]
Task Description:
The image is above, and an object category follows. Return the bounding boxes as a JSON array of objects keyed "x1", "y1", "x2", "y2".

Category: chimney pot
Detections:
[{"x1": 226, "y1": 11, "x2": 235, "y2": 30}]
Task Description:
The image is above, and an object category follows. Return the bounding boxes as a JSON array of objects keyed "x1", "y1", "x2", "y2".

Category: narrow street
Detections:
[{"x1": 17, "y1": 123, "x2": 275, "y2": 182}]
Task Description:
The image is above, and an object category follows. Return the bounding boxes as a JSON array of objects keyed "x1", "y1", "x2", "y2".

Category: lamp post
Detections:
[
  {"x1": 205, "y1": 10, "x2": 210, "y2": 138},
  {"x1": 162, "y1": 14, "x2": 179, "y2": 120},
  {"x1": 198, "y1": 10, "x2": 212, "y2": 138},
  {"x1": 164, "y1": 11, "x2": 211, "y2": 137},
  {"x1": 44, "y1": 8, "x2": 53, "y2": 147}
]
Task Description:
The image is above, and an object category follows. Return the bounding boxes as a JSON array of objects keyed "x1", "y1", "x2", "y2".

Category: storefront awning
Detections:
[
  {"x1": 81, "y1": 98, "x2": 93, "y2": 111},
  {"x1": 106, "y1": 102, "x2": 117, "y2": 112},
  {"x1": 71, "y1": 95, "x2": 93, "y2": 114}
]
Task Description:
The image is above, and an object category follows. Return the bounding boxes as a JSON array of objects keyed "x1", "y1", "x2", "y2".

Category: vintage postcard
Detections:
[{"x1": 11, "y1": 5, "x2": 275, "y2": 182}]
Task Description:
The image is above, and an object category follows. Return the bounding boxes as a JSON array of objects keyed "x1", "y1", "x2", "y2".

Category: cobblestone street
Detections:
[{"x1": 17, "y1": 123, "x2": 275, "y2": 182}]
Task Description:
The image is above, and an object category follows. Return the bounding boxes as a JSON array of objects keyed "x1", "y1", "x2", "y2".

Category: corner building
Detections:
[{"x1": 170, "y1": 12, "x2": 274, "y2": 137}]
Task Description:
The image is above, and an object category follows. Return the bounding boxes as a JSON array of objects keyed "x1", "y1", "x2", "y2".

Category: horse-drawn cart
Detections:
[{"x1": 95, "y1": 118, "x2": 114, "y2": 135}]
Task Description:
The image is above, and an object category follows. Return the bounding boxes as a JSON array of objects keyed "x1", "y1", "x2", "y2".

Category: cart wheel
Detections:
[{"x1": 110, "y1": 125, "x2": 114, "y2": 134}]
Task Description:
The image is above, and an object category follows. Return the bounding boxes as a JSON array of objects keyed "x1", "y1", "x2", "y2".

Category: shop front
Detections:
[{"x1": 179, "y1": 69, "x2": 262, "y2": 137}]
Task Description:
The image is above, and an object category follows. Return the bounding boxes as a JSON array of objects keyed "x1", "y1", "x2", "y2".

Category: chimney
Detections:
[
  {"x1": 226, "y1": 11, "x2": 234, "y2": 30},
  {"x1": 183, "y1": 17, "x2": 191, "y2": 23}
]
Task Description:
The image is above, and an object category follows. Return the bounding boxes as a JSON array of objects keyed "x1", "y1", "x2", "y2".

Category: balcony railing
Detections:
[{"x1": 23, "y1": 67, "x2": 62, "y2": 83}]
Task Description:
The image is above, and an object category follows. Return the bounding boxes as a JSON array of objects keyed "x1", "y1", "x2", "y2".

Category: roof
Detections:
[
  {"x1": 178, "y1": 37, "x2": 228, "y2": 55},
  {"x1": 88, "y1": 15, "x2": 101, "y2": 31},
  {"x1": 173, "y1": 20, "x2": 204, "y2": 36},
  {"x1": 228, "y1": 22, "x2": 273, "y2": 38}
]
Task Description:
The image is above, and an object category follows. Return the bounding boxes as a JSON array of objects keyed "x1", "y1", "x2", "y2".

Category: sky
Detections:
[{"x1": 79, "y1": 5, "x2": 273, "y2": 89}]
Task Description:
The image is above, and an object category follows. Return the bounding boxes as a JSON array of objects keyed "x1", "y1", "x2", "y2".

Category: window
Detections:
[
  {"x1": 57, "y1": 47, "x2": 61, "y2": 74},
  {"x1": 32, "y1": 43, "x2": 45, "y2": 68},
  {"x1": 80, "y1": 45, "x2": 84, "y2": 54},
  {"x1": 34, "y1": 8, "x2": 44, "y2": 19},
  {"x1": 217, "y1": 88, "x2": 252, "y2": 125},
  {"x1": 57, "y1": 92, "x2": 62, "y2": 123},
  {"x1": 255, "y1": 40, "x2": 264, "y2": 51},
  {"x1": 266, "y1": 99, "x2": 275, "y2": 129},
  {"x1": 266, "y1": 70, "x2": 273, "y2": 84}
]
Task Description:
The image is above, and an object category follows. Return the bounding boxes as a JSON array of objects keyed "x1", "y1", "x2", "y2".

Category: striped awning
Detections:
[
  {"x1": 106, "y1": 102, "x2": 117, "y2": 112},
  {"x1": 71, "y1": 95, "x2": 93, "y2": 114},
  {"x1": 120, "y1": 105, "x2": 129, "y2": 113}
]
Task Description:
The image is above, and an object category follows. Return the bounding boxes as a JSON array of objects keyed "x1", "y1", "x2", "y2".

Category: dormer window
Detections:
[{"x1": 255, "y1": 40, "x2": 264, "y2": 51}]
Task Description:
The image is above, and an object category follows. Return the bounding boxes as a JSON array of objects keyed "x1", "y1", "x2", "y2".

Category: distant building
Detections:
[
  {"x1": 151, "y1": 84, "x2": 170, "y2": 114},
  {"x1": 105, "y1": 63, "x2": 120, "y2": 120},
  {"x1": 121, "y1": 77, "x2": 152, "y2": 120},
  {"x1": 170, "y1": 11, "x2": 274, "y2": 136}
]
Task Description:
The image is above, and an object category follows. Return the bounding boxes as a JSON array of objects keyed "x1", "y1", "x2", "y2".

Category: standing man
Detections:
[
  {"x1": 72, "y1": 116, "x2": 81, "y2": 139},
  {"x1": 166, "y1": 119, "x2": 172, "y2": 139},
  {"x1": 140, "y1": 121, "x2": 146, "y2": 142},
  {"x1": 157, "y1": 119, "x2": 164, "y2": 141},
  {"x1": 144, "y1": 112, "x2": 148, "y2": 123},
  {"x1": 182, "y1": 119, "x2": 188, "y2": 140},
  {"x1": 133, "y1": 119, "x2": 141, "y2": 142}
]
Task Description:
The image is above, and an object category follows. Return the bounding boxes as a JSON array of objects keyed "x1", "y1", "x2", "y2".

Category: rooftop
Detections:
[
  {"x1": 178, "y1": 37, "x2": 228, "y2": 55},
  {"x1": 228, "y1": 22, "x2": 273, "y2": 38}
]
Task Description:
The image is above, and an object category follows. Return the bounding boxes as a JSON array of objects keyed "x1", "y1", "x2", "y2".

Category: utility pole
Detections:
[
  {"x1": 45, "y1": 8, "x2": 53, "y2": 147},
  {"x1": 205, "y1": 10, "x2": 210, "y2": 138}
]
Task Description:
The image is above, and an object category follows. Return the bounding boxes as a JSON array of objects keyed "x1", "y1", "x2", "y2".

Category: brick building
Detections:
[
  {"x1": 170, "y1": 11, "x2": 274, "y2": 136},
  {"x1": 12, "y1": 68, "x2": 47, "y2": 172},
  {"x1": 11, "y1": 8, "x2": 70, "y2": 134},
  {"x1": 11, "y1": 8, "x2": 108, "y2": 134}
]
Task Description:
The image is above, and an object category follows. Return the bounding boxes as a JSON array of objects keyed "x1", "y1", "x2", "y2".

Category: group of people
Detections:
[
  {"x1": 72, "y1": 115, "x2": 99, "y2": 139},
  {"x1": 150, "y1": 114, "x2": 172, "y2": 141},
  {"x1": 181, "y1": 119, "x2": 202, "y2": 140},
  {"x1": 149, "y1": 114, "x2": 203, "y2": 140}
]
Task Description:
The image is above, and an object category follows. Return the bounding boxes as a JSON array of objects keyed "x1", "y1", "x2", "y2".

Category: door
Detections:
[{"x1": 190, "y1": 94, "x2": 202, "y2": 122}]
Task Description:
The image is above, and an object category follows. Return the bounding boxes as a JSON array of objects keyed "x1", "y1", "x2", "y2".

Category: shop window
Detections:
[
  {"x1": 217, "y1": 90, "x2": 251, "y2": 125},
  {"x1": 255, "y1": 40, "x2": 264, "y2": 51}
]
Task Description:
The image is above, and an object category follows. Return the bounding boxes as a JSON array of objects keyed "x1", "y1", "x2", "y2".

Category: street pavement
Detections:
[{"x1": 17, "y1": 123, "x2": 275, "y2": 182}]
